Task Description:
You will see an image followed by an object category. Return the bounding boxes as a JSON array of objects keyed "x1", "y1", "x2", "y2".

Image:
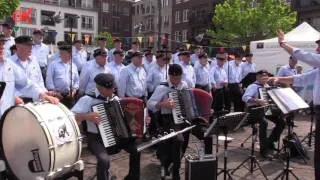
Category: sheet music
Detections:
[{"x1": 267, "y1": 88, "x2": 309, "y2": 114}]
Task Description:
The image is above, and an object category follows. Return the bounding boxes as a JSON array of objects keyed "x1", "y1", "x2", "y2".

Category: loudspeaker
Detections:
[{"x1": 185, "y1": 155, "x2": 217, "y2": 180}]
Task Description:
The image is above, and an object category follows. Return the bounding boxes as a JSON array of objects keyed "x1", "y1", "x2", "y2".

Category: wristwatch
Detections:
[{"x1": 279, "y1": 41, "x2": 287, "y2": 48}]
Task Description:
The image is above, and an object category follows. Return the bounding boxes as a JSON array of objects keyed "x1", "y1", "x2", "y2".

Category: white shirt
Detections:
[
  {"x1": 210, "y1": 65, "x2": 227, "y2": 89},
  {"x1": 143, "y1": 56, "x2": 156, "y2": 74},
  {"x1": 146, "y1": 64, "x2": 168, "y2": 92},
  {"x1": 4, "y1": 36, "x2": 15, "y2": 59},
  {"x1": 179, "y1": 62, "x2": 196, "y2": 88},
  {"x1": 240, "y1": 62, "x2": 256, "y2": 80},
  {"x1": 108, "y1": 61, "x2": 125, "y2": 87},
  {"x1": 32, "y1": 43, "x2": 50, "y2": 67},
  {"x1": 72, "y1": 48, "x2": 88, "y2": 72},
  {"x1": 194, "y1": 63, "x2": 211, "y2": 87}
]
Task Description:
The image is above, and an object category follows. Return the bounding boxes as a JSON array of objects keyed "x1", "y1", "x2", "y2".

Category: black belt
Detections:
[
  {"x1": 125, "y1": 95, "x2": 146, "y2": 101},
  {"x1": 21, "y1": 97, "x2": 33, "y2": 103}
]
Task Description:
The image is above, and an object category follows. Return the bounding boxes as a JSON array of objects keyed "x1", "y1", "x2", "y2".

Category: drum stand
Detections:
[
  {"x1": 47, "y1": 160, "x2": 84, "y2": 180},
  {"x1": 231, "y1": 122, "x2": 268, "y2": 179}
]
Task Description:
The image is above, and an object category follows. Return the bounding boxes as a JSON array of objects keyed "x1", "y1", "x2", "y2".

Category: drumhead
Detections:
[{"x1": 0, "y1": 105, "x2": 50, "y2": 179}]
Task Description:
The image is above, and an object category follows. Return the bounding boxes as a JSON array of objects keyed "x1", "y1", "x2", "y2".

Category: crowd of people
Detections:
[{"x1": 1, "y1": 21, "x2": 320, "y2": 180}]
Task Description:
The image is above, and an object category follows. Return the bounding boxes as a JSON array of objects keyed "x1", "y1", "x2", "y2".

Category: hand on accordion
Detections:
[
  {"x1": 256, "y1": 99, "x2": 268, "y2": 106},
  {"x1": 86, "y1": 112, "x2": 101, "y2": 124},
  {"x1": 160, "y1": 98, "x2": 176, "y2": 109}
]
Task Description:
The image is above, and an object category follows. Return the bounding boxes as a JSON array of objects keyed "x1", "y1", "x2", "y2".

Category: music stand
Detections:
[
  {"x1": 204, "y1": 112, "x2": 247, "y2": 180},
  {"x1": 231, "y1": 106, "x2": 268, "y2": 179},
  {"x1": 0, "y1": 82, "x2": 6, "y2": 100},
  {"x1": 301, "y1": 102, "x2": 315, "y2": 147},
  {"x1": 267, "y1": 88, "x2": 309, "y2": 180},
  {"x1": 240, "y1": 72, "x2": 256, "y2": 88}
]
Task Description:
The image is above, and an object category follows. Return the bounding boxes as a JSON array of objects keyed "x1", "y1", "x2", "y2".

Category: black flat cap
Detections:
[
  {"x1": 256, "y1": 70, "x2": 269, "y2": 76},
  {"x1": 169, "y1": 64, "x2": 183, "y2": 76},
  {"x1": 198, "y1": 53, "x2": 208, "y2": 59},
  {"x1": 132, "y1": 41, "x2": 140, "y2": 45},
  {"x1": 73, "y1": 40, "x2": 83, "y2": 44},
  {"x1": 178, "y1": 51, "x2": 190, "y2": 56},
  {"x1": 130, "y1": 51, "x2": 143, "y2": 58},
  {"x1": 33, "y1": 29, "x2": 44, "y2": 35},
  {"x1": 245, "y1": 53, "x2": 253, "y2": 57},
  {"x1": 97, "y1": 37, "x2": 107, "y2": 41},
  {"x1": 2, "y1": 23, "x2": 13, "y2": 29},
  {"x1": 94, "y1": 49, "x2": 108, "y2": 57},
  {"x1": 58, "y1": 45, "x2": 72, "y2": 52},
  {"x1": 113, "y1": 38, "x2": 121, "y2": 43},
  {"x1": 0, "y1": 34, "x2": 7, "y2": 42},
  {"x1": 216, "y1": 53, "x2": 226, "y2": 60},
  {"x1": 15, "y1": 36, "x2": 33, "y2": 45},
  {"x1": 94, "y1": 73, "x2": 115, "y2": 89},
  {"x1": 113, "y1": 49, "x2": 124, "y2": 56}
]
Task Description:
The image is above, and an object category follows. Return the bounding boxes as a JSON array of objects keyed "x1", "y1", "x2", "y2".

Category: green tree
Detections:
[
  {"x1": 208, "y1": 0, "x2": 297, "y2": 47},
  {"x1": 96, "y1": 32, "x2": 113, "y2": 49},
  {"x1": 0, "y1": 0, "x2": 20, "y2": 20}
]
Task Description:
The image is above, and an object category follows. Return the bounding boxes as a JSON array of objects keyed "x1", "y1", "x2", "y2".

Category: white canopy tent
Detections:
[{"x1": 250, "y1": 22, "x2": 320, "y2": 74}]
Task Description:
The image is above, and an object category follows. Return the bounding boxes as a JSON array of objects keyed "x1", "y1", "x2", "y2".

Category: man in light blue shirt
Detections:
[
  {"x1": 142, "y1": 49, "x2": 156, "y2": 74},
  {"x1": 1, "y1": 23, "x2": 15, "y2": 59},
  {"x1": 190, "y1": 46, "x2": 203, "y2": 66},
  {"x1": 10, "y1": 36, "x2": 47, "y2": 103},
  {"x1": 277, "y1": 29, "x2": 320, "y2": 179},
  {"x1": 227, "y1": 53, "x2": 243, "y2": 111},
  {"x1": 277, "y1": 56, "x2": 297, "y2": 77},
  {"x1": 178, "y1": 51, "x2": 196, "y2": 88},
  {"x1": 90, "y1": 37, "x2": 109, "y2": 61},
  {"x1": 32, "y1": 29, "x2": 49, "y2": 81},
  {"x1": 46, "y1": 45, "x2": 79, "y2": 108},
  {"x1": 240, "y1": 53, "x2": 256, "y2": 80},
  {"x1": 108, "y1": 38, "x2": 123, "y2": 62},
  {"x1": 72, "y1": 40, "x2": 89, "y2": 73},
  {"x1": 118, "y1": 51, "x2": 147, "y2": 99},
  {"x1": 79, "y1": 49, "x2": 110, "y2": 96},
  {"x1": 194, "y1": 53, "x2": 211, "y2": 92},
  {"x1": 108, "y1": 50, "x2": 125, "y2": 93}
]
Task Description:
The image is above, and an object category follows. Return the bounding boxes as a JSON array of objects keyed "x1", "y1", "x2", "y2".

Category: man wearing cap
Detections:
[
  {"x1": 226, "y1": 52, "x2": 243, "y2": 112},
  {"x1": 243, "y1": 70, "x2": 285, "y2": 158},
  {"x1": 210, "y1": 53, "x2": 228, "y2": 112},
  {"x1": 124, "y1": 41, "x2": 140, "y2": 65},
  {"x1": 46, "y1": 45, "x2": 79, "y2": 108},
  {"x1": 90, "y1": 37, "x2": 109, "y2": 61},
  {"x1": 10, "y1": 35, "x2": 48, "y2": 102},
  {"x1": 32, "y1": 29, "x2": 49, "y2": 81},
  {"x1": 72, "y1": 40, "x2": 89, "y2": 73},
  {"x1": 178, "y1": 51, "x2": 196, "y2": 88},
  {"x1": 173, "y1": 47, "x2": 185, "y2": 64},
  {"x1": 0, "y1": 34, "x2": 58, "y2": 115},
  {"x1": 118, "y1": 51, "x2": 147, "y2": 100},
  {"x1": 79, "y1": 49, "x2": 110, "y2": 96},
  {"x1": 277, "y1": 29, "x2": 320, "y2": 179},
  {"x1": 108, "y1": 49, "x2": 125, "y2": 93},
  {"x1": 240, "y1": 53, "x2": 257, "y2": 81},
  {"x1": 147, "y1": 64, "x2": 187, "y2": 180},
  {"x1": 190, "y1": 46, "x2": 203, "y2": 66},
  {"x1": 1, "y1": 23, "x2": 15, "y2": 59},
  {"x1": 194, "y1": 52, "x2": 211, "y2": 93},
  {"x1": 108, "y1": 38, "x2": 123, "y2": 62},
  {"x1": 72, "y1": 73, "x2": 141, "y2": 180},
  {"x1": 143, "y1": 49, "x2": 156, "y2": 74}
]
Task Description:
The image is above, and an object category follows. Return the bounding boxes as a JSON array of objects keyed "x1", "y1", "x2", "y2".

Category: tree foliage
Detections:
[
  {"x1": 96, "y1": 32, "x2": 113, "y2": 49},
  {"x1": 208, "y1": 0, "x2": 297, "y2": 46},
  {"x1": 0, "y1": 0, "x2": 20, "y2": 20}
]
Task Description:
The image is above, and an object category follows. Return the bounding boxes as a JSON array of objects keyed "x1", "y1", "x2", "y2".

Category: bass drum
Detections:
[{"x1": 0, "y1": 102, "x2": 82, "y2": 179}]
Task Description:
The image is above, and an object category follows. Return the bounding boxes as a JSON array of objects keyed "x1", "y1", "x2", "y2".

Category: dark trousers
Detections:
[
  {"x1": 315, "y1": 106, "x2": 320, "y2": 180},
  {"x1": 157, "y1": 115, "x2": 184, "y2": 180},
  {"x1": 228, "y1": 83, "x2": 244, "y2": 112},
  {"x1": 195, "y1": 84, "x2": 211, "y2": 93},
  {"x1": 87, "y1": 133, "x2": 140, "y2": 180},
  {"x1": 265, "y1": 115, "x2": 286, "y2": 143},
  {"x1": 60, "y1": 93, "x2": 75, "y2": 109},
  {"x1": 212, "y1": 89, "x2": 225, "y2": 112},
  {"x1": 40, "y1": 66, "x2": 47, "y2": 84}
]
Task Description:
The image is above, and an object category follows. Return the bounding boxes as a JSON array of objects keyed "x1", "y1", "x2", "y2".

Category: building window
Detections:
[
  {"x1": 41, "y1": 10, "x2": 55, "y2": 26},
  {"x1": 19, "y1": 7, "x2": 37, "y2": 25},
  {"x1": 175, "y1": 11, "x2": 180, "y2": 24},
  {"x1": 183, "y1": 9, "x2": 189, "y2": 22},
  {"x1": 123, "y1": 23, "x2": 130, "y2": 32},
  {"x1": 165, "y1": 0, "x2": 169, "y2": 6},
  {"x1": 64, "y1": 31, "x2": 78, "y2": 44},
  {"x1": 81, "y1": 0, "x2": 93, "y2": 9},
  {"x1": 64, "y1": 14, "x2": 78, "y2": 29},
  {"x1": 103, "y1": 3, "x2": 109, "y2": 12},
  {"x1": 81, "y1": 33, "x2": 93, "y2": 45},
  {"x1": 112, "y1": 20, "x2": 120, "y2": 32},
  {"x1": 43, "y1": 30, "x2": 56, "y2": 44},
  {"x1": 176, "y1": 0, "x2": 181, "y2": 4},
  {"x1": 103, "y1": 17, "x2": 108, "y2": 27},
  {"x1": 182, "y1": 29, "x2": 188, "y2": 42},
  {"x1": 81, "y1": 15, "x2": 94, "y2": 30},
  {"x1": 175, "y1": 31, "x2": 180, "y2": 41},
  {"x1": 136, "y1": 5, "x2": 140, "y2": 15},
  {"x1": 112, "y1": 4, "x2": 119, "y2": 16},
  {"x1": 20, "y1": 27, "x2": 34, "y2": 36},
  {"x1": 163, "y1": 15, "x2": 169, "y2": 27},
  {"x1": 60, "y1": 0, "x2": 76, "y2": 8},
  {"x1": 122, "y1": 7, "x2": 129, "y2": 16}
]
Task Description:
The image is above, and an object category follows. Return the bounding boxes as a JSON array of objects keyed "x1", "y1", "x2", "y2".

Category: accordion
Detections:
[
  {"x1": 92, "y1": 100, "x2": 131, "y2": 148},
  {"x1": 168, "y1": 88, "x2": 212, "y2": 124},
  {"x1": 258, "y1": 87, "x2": 279, "y2": 116}
]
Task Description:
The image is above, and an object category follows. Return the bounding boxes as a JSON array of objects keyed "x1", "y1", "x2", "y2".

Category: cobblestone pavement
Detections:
[{"x1": 76, "y1": 113, "x2": 315, "y2": 180}]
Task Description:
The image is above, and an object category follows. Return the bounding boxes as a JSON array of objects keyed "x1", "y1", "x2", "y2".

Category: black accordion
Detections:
[
  {"x1": 168, "y1": 89, "x2": 199, "y2": 124},
  {"x1": 91, "y1": 100, "x2": 131, "y2": 148},
  {"x1": 258, "y1": 87, "x2": 280, "y2": 116}
]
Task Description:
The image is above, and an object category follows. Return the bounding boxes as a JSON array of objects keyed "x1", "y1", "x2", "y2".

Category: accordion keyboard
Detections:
[
  {"x1": 169, "y1": 91, "x2": 185, "y2": 124},
  {"x1": 92, "y1": 104, "x2": 116, "y2": 148}
]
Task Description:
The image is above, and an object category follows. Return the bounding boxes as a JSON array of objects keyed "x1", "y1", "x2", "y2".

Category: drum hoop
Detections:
[
  {"x1": 24, "y1": 103, "x2": 55, "y2": 172},
  {"x1": 56, "y1": 103, "x2": 82, "y2": 161}
]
